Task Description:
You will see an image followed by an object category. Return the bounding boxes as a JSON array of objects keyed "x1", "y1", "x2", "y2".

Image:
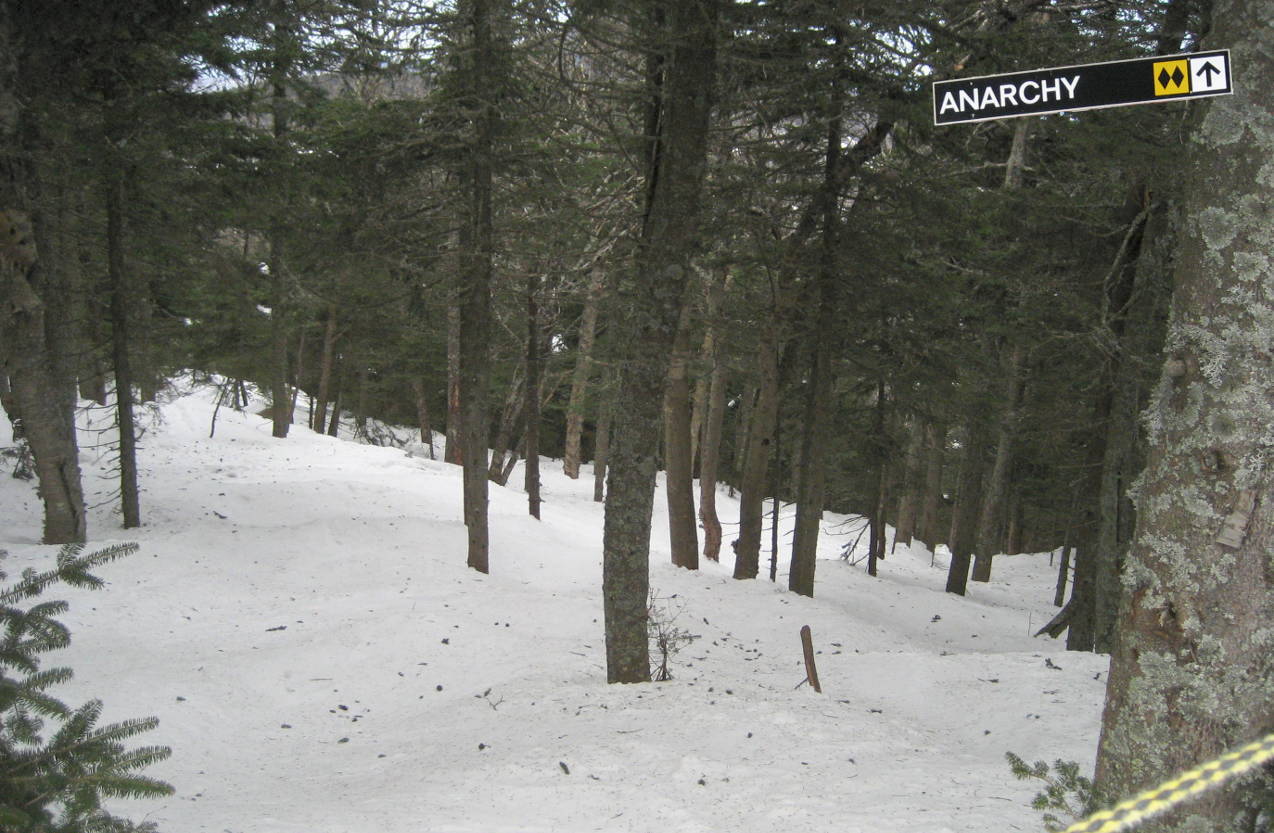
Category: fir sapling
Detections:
[
  {"x1": 0, "y1": 543, "x2": 174, "y2": 833},
  {"x1": 1006, "y1": 751, "x2": 1099, "y2": 832}
]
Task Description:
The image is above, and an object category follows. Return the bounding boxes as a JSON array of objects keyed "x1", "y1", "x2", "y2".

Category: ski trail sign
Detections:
[{"x1": 933, "y1": 50, "x2": 1231, "y2": 125}]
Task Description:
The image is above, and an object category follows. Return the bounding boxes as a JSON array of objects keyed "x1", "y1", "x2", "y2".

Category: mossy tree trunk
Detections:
[{"x1": 1093, "y1": 3, "x2": 1274, "y2": 827}]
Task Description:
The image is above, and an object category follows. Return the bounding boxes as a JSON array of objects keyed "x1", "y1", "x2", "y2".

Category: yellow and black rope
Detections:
[{"x1": 1061, "y1": 731, "x2": 1274, "y2": 833}]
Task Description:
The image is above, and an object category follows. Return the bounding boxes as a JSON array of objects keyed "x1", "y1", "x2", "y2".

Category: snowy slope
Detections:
[{"x1": 0, "y1": 379, "x2": 1109, "y2": 833}]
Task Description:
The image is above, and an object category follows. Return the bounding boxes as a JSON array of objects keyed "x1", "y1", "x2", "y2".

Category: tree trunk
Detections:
[
  {"x1": 313, "y1": 304, "x2": 338, "y2": 432},
  {"x1": 664, "y1": 297, "x2": 698, "y2": 569},
  {"x1": 734, "y1": 326, "x2": 779, "y2": 579},
  {"x1": 972, "y1": 342, "x2": 1026, "y2": 582},
  {"x1": 698, "y1": 269, "x2": 729, "y2": 562},
  {"x1": 945, "y1": 423, "x2": 988, "y2": 596},
  {"x1": 0, "y1": 17, "x2": 85, "y2": 544},
  {"x1": 445, "y1": 294, "x2": 462, "y2": 465},
  {"x1": 411, "y1": 377, "x2": 434, "y2": 458},
  {"x1": 487, "y1": 371, "x2": 524, "y2": 483},
  {"x1": 105, "y1": 166, "x2": 140, "y2": 529},
  {"x1": 268, "y1": 21, "x2": 293, "y2": 440},
  {"x1": 917, "y1": 421, "x2": 946, "y2": 551},
  {"x1": 1094, "y1": 7, "x2": 1274, "y2": 825},
  {"x1": 458, "y1": 0, "x2": 499, "y2": 575},
  {"x1": 789, "y1": 44, "x2": 845, "y2": 599},
  {"x1": 562, "y1": 267, "x2": 605, "y2": 479},
  {"x1": 893, "y1": 417, "x2": 926, "y2": 552},
  {"x1": 602, "y1": 0, "x2": 717, "y2": 684},
  {"x1": 525, "y1": 272, "x2": 542, "y2": 519},
  {"x1": 592, "y1": 376, "x2": 612, "y2": 503}
]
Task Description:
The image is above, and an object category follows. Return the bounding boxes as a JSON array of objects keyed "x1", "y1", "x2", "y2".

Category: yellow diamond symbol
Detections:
[{"x1": 1153, "y1": 59, "x2": 1190, "y2": 96}]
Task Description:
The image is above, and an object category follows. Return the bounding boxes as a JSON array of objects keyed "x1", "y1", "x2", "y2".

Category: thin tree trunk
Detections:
[
  {"x1": 867, "y1": 380, "x2": 888, "y2": 577},
  {"x1": 326, "y1": 360, "x2": 342, "y2": 437},
  {"x1": 972, "y1": 342, "x2": 1026, "y2": 582},
  {"x1": 602, "y1": 0, "x2": 717, "y2": 683},
  {"x1": 1095, "y1": 7, "x2": 1274, "y2": 821},
  {"x1": 313, "y1": 304, "x2": 338, "y2": 433},
  {"x1": 445, "y1": 295, "x2": 462, "y2": 465},
  {"x1": 488, "y1": 371, "x2": 524, "y2": 483},
  {"x1": 893, "y1": 417, "x2": 926, "y2": 552},
  {"x1": 105, "y1": 166, "x2": 140, "y2": 529},
  {"x1": 411, "y1": 378, "x2": 435, "y2": 458},
  {"x1": 525, "y1": 272, "x2": 542, "y2": 519},
  {"x1": 664, "y1": 296, "x2": 698, "y2": 569},
  {"x1": 593, "y1": 377, "x2": 612, "y2": 503},
  {"x1": 562, "y1": 268, "x2": 605, "y2": 479},
  {"x1": 698, "y1": 269, "x2": 728, "y2": 562},
  {"x1": 268, "y1": 19, "x2": 292, "y2": 440}
]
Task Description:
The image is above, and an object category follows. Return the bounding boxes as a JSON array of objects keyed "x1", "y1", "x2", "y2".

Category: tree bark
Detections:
[
  {"x1": 105, "y1": 164, "x2": 140, "y2": 529},
  {"x1": 0, "y1": 27, "x2": 86, "y2": 543},
  {"x1": 972, "y1": 342, "x2": 1026, "y2": 582},
  {"x1": 892, "y1": 417, "x2": 926, "y2": 552},
  {"x1": 789, "y1": 40, "x2": 846, "y2": 598},
  {"x1": 313, "y1": 304, "x2": 338, "y2": 433},
  {"x1": 945, "y1": 422, "x2": 988, "y2": 596},
  {"x1": 592, "y1": 376, "x2": 612, "y2": 503},
  {"x1": 733, "y1": 326, "x2": 779, "y2": 579},
  {"x1": 562, "y1": 267, "x2": 605, "y2": 479},
  {"x1": 1094, "y1": 5, "x2": 1274, "y2": 826},
  {"x1": 525, "y1": 272, "x2": 542, "y2": 519},
  {"x1": 487, "y1": 371, "x2": 524, "y2": 484},
  {"x1": 411, "y1": 377, "x2": 434, "y2": 457},
  {"x1": 267, "y1": 13, "x2": 293, "y2": 440},
  {"x1": 458, "y1": 0, "x2": 499, "y2": 575},
  {"x1": 445, "y1": 294, "x2": 462, "y2": 464},
  {"x1": 698, "y1": 269, "x2": 729, "y2": 562},
  {"x1": 664, "y1": 296, "x2": 698, "y2": 569},
  {"x1": 602, "y1": 0, "x2": 718, "y2": 683},
  {"x1": 917, "y1": 421, "x2": 946, "y2": 552}
]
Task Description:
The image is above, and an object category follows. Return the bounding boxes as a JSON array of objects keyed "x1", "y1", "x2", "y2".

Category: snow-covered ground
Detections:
[{"x1": 0, "y1": 378, "x2": 1109, "y2": 833}]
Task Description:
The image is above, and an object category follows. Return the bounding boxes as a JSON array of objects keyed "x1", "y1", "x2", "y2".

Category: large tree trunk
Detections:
[
  {"x1": 562, "y1": 267, "x2": 605, "y2": 479},
  {"x1": 664, "y1": 297, "x2": 698, "y2": 569},
  {"x1": 458, "y1": 0, "x2": 499, "y2": 575},
  {"x1": 0, "y1": 28, "x2": 86, "y2": 543},
  {"x1": 602, "y1": 0, "x2": 718, "y2": 684},
  {"x1": 105, "y1": 165, "x2": 140, "y2": 529},
  {"x1": 733, "y1": 326, "x2": 779, "y2": 579},
  {"x1": 1094, "y1": 6, "x2": 1274, "y2": 826},
  {"x1": 698, "y1": 269, "x2": 729, "y2": 562}
]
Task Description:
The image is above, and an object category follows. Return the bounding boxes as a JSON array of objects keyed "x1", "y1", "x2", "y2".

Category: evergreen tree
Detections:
[{"x1": 0, "y1": 544, "x2": 173, "y2": 832}]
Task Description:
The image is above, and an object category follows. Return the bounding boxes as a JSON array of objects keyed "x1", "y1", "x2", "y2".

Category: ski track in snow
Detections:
[{"x1": 0, "y1": 379, "x2": 1109, "y2": 833}]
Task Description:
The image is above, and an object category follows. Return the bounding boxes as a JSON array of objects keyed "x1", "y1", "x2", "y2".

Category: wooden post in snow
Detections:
[{"x1": 800, "y1": 625, "x2": 822, "y2": 693}]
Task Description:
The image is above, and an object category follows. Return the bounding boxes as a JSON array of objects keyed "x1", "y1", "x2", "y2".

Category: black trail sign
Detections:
[{"x1": 933, "y1": 50, "x2": 1232, "y2": 125}]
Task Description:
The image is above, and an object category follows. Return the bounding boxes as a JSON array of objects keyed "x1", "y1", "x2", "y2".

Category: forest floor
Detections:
[{"x1": 0, "y1": 377, "x2": 1109, "y2": 833}]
